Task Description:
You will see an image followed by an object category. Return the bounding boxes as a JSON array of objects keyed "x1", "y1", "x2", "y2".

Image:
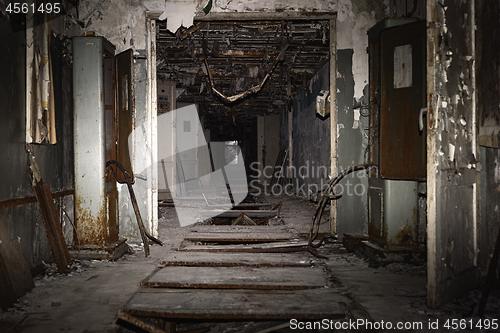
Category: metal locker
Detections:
[{"x1": 72, "y1": 36, "x2": 133, "y2": 258}]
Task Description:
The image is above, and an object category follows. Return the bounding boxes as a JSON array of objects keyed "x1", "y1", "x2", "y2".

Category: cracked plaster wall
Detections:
[{"x1": 79, "y1": 0, "x2": 146, "y2": 53}]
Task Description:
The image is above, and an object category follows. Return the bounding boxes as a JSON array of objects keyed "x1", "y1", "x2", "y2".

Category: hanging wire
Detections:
[{"x1": 308, "y1": 164, "x2": 375, "y2": 258}]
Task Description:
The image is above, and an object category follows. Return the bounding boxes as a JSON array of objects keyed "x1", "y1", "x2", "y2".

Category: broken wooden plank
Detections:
[
  {"x1": 200, "y1": 210, "x2": 278, "y2": 218},
  {"x1": 231, "y1": 213, "x2": 244, "y2": 226},
  {"x1": 122, "y1": 288, "x2": 346, "y2": 320},
  {"x1": 207, "y1": 203, "x2": 274, "y2": 209},
  {"x1": 189, "y1": 225, "x2": 288, "y2": 233},
  {"x1": 179, "y1": 240, "x2": 309, "y2": 253},
  {"x1": 184, "y1": 232, "x2": 293, "y2": 243},
  {"x1": 159, "y1": 203, "x2": 274, "y2": 210},
  {"x1": 158, "y1": 252, "x2": 317, "y2": 268},
  {"x1": 142, "y1": 266, "x2": 327, "y2": 290},
  {"x1": 117, "y1": 310, "x2": 168, "y2": 333},
  {"x1": 31, "y1": 172, "x2": 72, "y2": 273},
  {"x1": 254, "y1": 322, "x2": 290, "y2": 333},
  {"x1": 0, "y1": 189, "x2": 74, "y2": 209},
  {"x1": 0, "y1": 214, "x2": 35, "y2": 310},
  {"x1": 231, "y1": 213, "x2": 256, "y2": 226}
]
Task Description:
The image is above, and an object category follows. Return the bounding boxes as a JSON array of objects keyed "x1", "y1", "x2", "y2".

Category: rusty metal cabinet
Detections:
[
  {"x1": 73, "y1": 37, "x2": 134, "y2": 257},
  {"x1": 367, "y1": 19, "x2": 425, "y2": 252}
]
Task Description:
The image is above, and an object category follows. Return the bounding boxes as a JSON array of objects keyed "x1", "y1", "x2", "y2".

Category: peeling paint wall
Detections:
[
  {"x1": 427, "y1": 0, "x2": 479, "y2": 308},
  {"x1": 209, "y1": 0, "x2": 336, "y2": 12},
  {"x1": 79, "y1": 0, "x2": 146, "y2": 53},
  {"x1": 335, "y1": 49, "x2": 370, "y2": 236},
  {"x1": 335, "y1": 0, "x2": 385, "y2": 236},
  {"x1": 0, "y1": 3, "x2": 81, "y2": 271},
  {"x1": 337, "y1": 5, "x2": 378, "y2": 100}
]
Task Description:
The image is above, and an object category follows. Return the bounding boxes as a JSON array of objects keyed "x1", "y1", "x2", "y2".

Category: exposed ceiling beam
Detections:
[{"x1": 194, "y1": 12, "x2": 337, "y2": 21}]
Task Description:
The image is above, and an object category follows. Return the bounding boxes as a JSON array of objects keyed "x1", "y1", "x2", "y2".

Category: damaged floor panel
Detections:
[
  {"x1": 183, "y1": 231, "x2": 294, "y2": 243},
  {"x1": 8, "y1": 194, "x2": 499, "y2": 332},
  {"x1": 188, "y1": 225, "x2": 290, "y2": 232},
  {"x1": 158, "y1": 251, "x2": 318, "y2": 267},
  {"x1": 122, "y1": 288, "x2": 345, "y2": 321},
  {"x1": 119, "y1": 207, "x2": 347, "y2": 331},
  {"x1": 142, "y1": 266, "x2": 328, "y2": 290},
  {"x1": 178, "y1": 240, "x2": 309, "y2": 253}
]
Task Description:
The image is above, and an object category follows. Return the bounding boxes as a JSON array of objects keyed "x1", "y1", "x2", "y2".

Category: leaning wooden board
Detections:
[
  {"x1": 123, "y1": 288, "x2": 345, "y2": 320},
  {"x1": 142, "y1": 266, "x2": 327, "y2": 290}
]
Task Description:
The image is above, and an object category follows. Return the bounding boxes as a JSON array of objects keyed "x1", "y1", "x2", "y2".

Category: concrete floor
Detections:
[{"x1": 1, "y1": 194, "x2": 498, "y2": 332}]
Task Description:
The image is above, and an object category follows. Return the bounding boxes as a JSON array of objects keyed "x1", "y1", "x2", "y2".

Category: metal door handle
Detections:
[{"x1": 419, "y1": 107, "x2": 427, "y2": 132}]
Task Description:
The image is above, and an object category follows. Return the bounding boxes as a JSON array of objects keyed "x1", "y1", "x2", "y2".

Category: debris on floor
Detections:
[{"x1": 2, "y1": 194, "x2": 500, "y2": 332}]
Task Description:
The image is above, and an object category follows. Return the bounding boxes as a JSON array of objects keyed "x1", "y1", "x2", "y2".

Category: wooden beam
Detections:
[
  {"x1": 0, "y1": 190, "x2": 74, "y2": 210},
  {"x1": 32, "y1": 177, "x2": 72, "y2": 273},
  {"x1": 426, "y1": 0, "x2": 438, "y2": 309},
  {"x1": 329, "y1": 17, "x2": 338, "y2": 237},
  {"x1": 117, "y1": 310, "x2": 168, "y2": 333}
]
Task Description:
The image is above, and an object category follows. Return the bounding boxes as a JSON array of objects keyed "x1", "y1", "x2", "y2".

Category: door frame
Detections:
[{"x1": 426, "y1": 0, "x2": 479, "y2": 308}]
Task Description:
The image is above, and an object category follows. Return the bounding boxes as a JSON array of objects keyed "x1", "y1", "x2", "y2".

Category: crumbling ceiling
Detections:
[{"x1": 156, "y1": 20, "x2": 331, "y2": 125}]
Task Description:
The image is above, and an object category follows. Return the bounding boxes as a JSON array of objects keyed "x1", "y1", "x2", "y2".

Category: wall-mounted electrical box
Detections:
[{"x1": 316, "y1": 90, "x2": 330, "y2": 117}]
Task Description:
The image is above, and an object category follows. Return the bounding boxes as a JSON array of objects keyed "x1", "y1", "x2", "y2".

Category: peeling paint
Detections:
[
  {"x1": 162, "y1": 1, "x2": 197, "y2": 33},
  {"x1": 80, "y1": 0, "x2": 146, "y2": 53},
  {"x1": 212, "y1": 0, "x2": 336, "y2": 13},
  {"x1": 352, "y1": 109, "x2": 360, "y2": 129},
  {"x1": 448, "y1": 143, "x2": 455, "y2": 162},
  {"x1": 337, "y1": 9, "x2": 377, "y2": 100},
  {"x1": 337, "y1": 123, "x2": 344, "y2": 138},
  {"x1": 336, "y1": 0, "x2": 353, "y2": 23}
]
